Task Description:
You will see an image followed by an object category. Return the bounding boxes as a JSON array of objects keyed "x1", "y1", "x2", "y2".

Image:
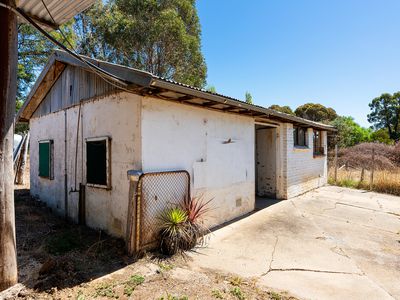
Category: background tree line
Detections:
[{"x1": 268, "y1": 98, "x2": 398, "y2": 148}]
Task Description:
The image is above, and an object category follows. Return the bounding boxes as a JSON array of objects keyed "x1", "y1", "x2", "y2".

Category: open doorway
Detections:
[{"x1": 255, "y1": 124, "x2": 277, "y2": 210}]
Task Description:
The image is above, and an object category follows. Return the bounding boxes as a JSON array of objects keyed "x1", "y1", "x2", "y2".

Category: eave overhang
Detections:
[{"x1": 17, "y1": 50, "x2": 336, "y2": 132}]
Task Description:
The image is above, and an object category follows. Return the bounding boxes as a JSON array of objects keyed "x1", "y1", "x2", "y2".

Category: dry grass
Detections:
[{"x1": 328, "y1": 168, "x2": 400, "y2": 196}]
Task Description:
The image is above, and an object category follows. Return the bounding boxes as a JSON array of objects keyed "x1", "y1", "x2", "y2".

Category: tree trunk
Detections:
[{"x1": 0, "y1": 0, "x2": 18, "y2": 291}]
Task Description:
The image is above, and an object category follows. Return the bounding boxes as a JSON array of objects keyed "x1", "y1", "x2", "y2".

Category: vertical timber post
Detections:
[
  {"x1": 0, "y1": 0, "x2": 18, "y2": 291},
  {"x1": 370, "y1": 148, "x2": 375, "y2": 190},
  {"x1": 334, "y1": 144, "x2": 338, "y2": 184},
  {"x1": 16, "y1": 132, "x2": 29, "y2": 185}
]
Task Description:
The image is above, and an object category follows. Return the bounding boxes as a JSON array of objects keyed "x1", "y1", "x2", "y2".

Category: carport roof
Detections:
[
  {"x1": 18, "y1": 50, "x2": 336, "y2": 131},
  {"x1": 16, "y1": 0, "x2": 95, "y2": 29}
]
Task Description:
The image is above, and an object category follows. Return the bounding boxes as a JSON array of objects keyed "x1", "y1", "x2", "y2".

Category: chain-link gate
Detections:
[{"x1": 128, "y1": 170, "x2": 190, "y2": 253}]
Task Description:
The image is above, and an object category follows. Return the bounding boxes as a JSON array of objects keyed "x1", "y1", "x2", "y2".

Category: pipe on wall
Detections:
[{"x1": 64, "y1": 109, "x2": 68, "y2": 219}]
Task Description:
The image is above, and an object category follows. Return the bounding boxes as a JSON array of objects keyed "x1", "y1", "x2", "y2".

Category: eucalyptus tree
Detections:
[
  {"x1": 368, "y1": 92, "x2": 400, "y2": 141},
  {"x1": 75, "y1": 0, "x2": 207, "y2": 87}
]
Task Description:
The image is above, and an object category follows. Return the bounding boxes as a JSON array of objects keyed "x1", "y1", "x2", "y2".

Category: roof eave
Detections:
[
  {"x1": 17, "y1": 50, "x2": 336, "y2": 132},
  {"x1": 150, "y1": 79, "x2": 336, "y2": 131},
  {"x1": 16, "y1": 54, "x2": 64, "y2": 121}
]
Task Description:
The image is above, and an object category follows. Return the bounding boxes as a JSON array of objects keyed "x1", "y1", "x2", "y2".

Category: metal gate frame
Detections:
[{"x1": 127, "y1": 170, "x2": 190, "y2": 254}]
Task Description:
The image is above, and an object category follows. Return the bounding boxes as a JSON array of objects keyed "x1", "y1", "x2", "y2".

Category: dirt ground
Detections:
[{"x1": 3, "y1": 188, "x2": 296, "y2": 300}]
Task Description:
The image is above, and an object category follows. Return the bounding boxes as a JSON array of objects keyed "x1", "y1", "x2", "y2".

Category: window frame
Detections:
[
  {"x1": 85, "y1": 136, "x2": 111, "y2": 189},
  {"x1": 313, "y1": 130, "x2": 325, "y2": 156},
  {"x1": 293, "y1": 126, "x2": 308, "y2": 147},
  {"x1": 38, "y1": 139, "x2": 54, "y2": 180}
]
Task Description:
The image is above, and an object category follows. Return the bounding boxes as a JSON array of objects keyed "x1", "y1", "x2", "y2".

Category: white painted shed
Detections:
[{"x1": 18, "y1": 50, "x2": 335, "y2": 251}]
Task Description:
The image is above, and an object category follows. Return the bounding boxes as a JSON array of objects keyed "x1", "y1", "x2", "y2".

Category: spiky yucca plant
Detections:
[
  {"x1": 159, "y1": 208, "x2": 190, "y2": 255},
  {"x1": 181, "y1": 196, "x2": 213, "y2": 250}
]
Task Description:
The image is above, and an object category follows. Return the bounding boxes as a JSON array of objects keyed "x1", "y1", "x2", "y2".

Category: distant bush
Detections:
[
  {"x1": 329, "y1": 142, "x2": 400, "y2": 196},
  {"x1": 333, "y1": 142, "x2": 400, "y2": 170}
]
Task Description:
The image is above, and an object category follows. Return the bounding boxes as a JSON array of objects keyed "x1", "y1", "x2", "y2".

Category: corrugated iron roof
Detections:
[
  {"x1": 17, "y1": 0, "x2": 94, "y2": 28},
  {"x1": 151, "y1": 76, "x2": 335, "y2": 131},
  {"x1": 18, "y1": 50, "x2": 336, "y2": 131}
]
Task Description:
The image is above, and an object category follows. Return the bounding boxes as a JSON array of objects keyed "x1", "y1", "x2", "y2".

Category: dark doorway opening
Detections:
[{"x1": 255, "y1": 124, "x2": 277, "y2": 200}]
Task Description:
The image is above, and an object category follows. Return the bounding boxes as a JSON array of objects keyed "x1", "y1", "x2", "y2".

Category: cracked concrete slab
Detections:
[
  {"x1": 188, "y1": 186, "x2": 400, "y2": 300},
  {"x1": 270, "y1": 236, "x2": 361, "y2": 274},
  {"x1": 259, "y1": 271, "x2": 393, "y2": 300}
]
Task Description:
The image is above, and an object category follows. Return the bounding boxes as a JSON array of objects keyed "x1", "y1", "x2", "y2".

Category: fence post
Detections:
[
  {"x1": 334, "y1": 144, "x2": 338, "y2": 184},
  {"x1": 370, "y1": 149, "x2": 375, "y2": 190},
  {"x1": 360, "y1": 168, "x2": 365, "y2": 183}
]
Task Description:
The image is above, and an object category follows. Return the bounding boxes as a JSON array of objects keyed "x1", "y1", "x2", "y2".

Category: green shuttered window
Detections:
[{"x1": 39, "y1": 140, "x2": 53, "y2": 179}]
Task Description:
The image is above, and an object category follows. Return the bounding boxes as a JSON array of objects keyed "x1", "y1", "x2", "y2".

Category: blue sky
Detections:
[{"x1": 196, "y1": 0, "x2": 400, "y2": 127}]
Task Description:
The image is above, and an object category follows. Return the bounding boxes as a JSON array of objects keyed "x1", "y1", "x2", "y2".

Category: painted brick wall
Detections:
[{"x1": 281, "y1": 123, "x2": 328, "y2": 199}]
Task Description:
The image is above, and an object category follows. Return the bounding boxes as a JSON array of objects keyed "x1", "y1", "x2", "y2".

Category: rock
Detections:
[{"x1": 0, "y1": 283, "x2": 25, "y2": 300}]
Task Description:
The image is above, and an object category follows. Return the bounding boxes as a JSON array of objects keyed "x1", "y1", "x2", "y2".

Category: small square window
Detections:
[
  {"x1": 86, "y1": 137, "x2": 111, "y2": 188},
  {"x1": 293, "y1": 126, "x2": 307, "y2": 147},
  {"x1": 39, "y1": 140, "x2": 54, "y2": 179}
]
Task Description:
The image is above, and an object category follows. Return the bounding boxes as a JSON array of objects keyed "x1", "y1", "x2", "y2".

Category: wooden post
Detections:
[
  {"x1": 334, "y1": 144, "x2": 338, "y2": 184},
  {"x1": 370, "y1": 149, "x2": 375, "y2": 190},
  {"x1": 16, "y1": 133, "x2": 29, "y2": 185},
  {"x1": 0, "y1": 0, "x2": 18, "y2": 291},
  {"x1": 360, "y1": 168, "x2": 365, "y2": 183}
]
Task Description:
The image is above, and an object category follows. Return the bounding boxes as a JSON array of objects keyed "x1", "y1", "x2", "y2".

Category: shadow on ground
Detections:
[{"x1": 15, "y1": 189, "x2": 135, "y2": 292}]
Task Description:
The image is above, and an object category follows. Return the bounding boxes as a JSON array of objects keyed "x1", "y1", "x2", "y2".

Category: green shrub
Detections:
[
  {"x1": 159, "y1": 207, "x2": 190, "y2": 255},
  {"x1": 230, "y1": 287, "x2": 245, "y2": 300},
  {"x1": 159, "y1": 197, "x2": 212, "y2": 255}
]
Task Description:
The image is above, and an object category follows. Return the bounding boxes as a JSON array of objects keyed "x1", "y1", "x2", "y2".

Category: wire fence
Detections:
[
  {"x1": 328, "y1": 146, "x2": 400, "y2": 196},
  {"x1": 131, "y1": 170, "x2": 190, "y2": 253}
]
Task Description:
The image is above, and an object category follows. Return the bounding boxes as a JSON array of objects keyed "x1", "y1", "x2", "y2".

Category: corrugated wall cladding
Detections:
[{"x1": 32, "y1": 65, "x2": 117, "y2": 118}]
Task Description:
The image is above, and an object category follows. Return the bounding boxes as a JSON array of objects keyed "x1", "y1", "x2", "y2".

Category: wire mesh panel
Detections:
[{"x1": 135, "y1": 171, "x2": 190, "y2": 251}]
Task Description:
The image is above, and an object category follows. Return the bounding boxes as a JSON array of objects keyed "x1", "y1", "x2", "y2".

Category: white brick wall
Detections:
[{"x1": 280, "y1": 123, "x2": 327, "y2": 199}]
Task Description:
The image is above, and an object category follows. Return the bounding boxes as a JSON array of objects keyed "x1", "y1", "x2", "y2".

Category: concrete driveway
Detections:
[{"x1": 188, "y1": 186, "x2": 400, "y2": 300}]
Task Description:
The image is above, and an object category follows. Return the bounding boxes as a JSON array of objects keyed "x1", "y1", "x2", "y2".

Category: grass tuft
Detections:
[
  {"x1": 94, "y1": 282, "x2": 116, "y2": 298},
  {"x1": 230, "y1": 287, "x2": 245, "y2": 300},
  {"x1": 229, "y1": 276, "x2": 243, "y2": 286},
  {"x1": 211, "y1": 289, "x2": 224, "y2": 299},
  {"x1": 123, "y1": 274, "x2": 145, "y2": 296}
]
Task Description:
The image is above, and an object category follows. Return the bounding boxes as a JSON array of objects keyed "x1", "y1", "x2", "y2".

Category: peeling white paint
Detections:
[
  {"x1": 30, "y1": 90, "x2": 328, "y2": 240},
  {"x1": 30, "y1": 92, "x2": 141, "y2": 238},
  {"x1": 141, "y1": 97, "x2": 255, "y2": 227}
]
